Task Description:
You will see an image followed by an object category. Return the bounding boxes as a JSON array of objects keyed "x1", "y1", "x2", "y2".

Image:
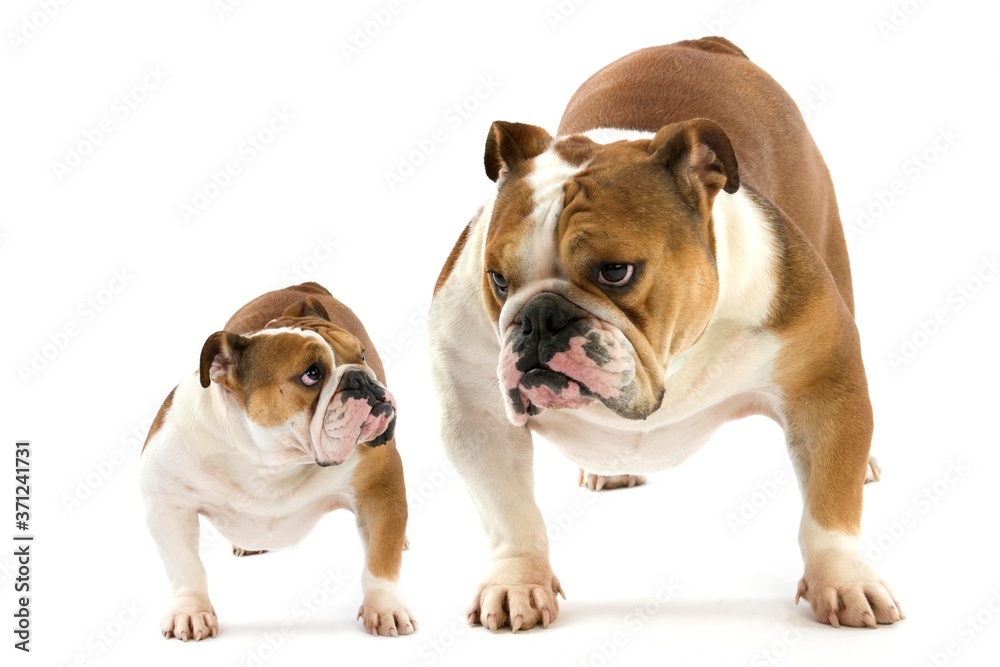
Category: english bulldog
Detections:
[
  {"x1": 429, "y1": 37, "x2": 901, "y2": 630},
  {"x1": 140, "y1": 282, "x2": 415, "y2": 640}
]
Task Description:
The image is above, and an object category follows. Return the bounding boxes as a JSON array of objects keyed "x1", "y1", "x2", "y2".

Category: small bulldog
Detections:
[
  {"x1": 430, "y1": 37, "x2": 901, "y2": 630},
  {"x1": 140, "y1": 282, "x2": 415, "y2": 640}
]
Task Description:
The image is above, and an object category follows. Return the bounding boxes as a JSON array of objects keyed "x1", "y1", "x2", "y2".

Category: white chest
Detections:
[{"x1": 529, "y1": 327, "x2": 781, "y2": 475}]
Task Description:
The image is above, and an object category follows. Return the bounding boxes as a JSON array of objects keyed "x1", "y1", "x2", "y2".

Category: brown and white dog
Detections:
[
  {"x1": 429, "y1": 37, "x2": 901, "y2": 630},
  {"x1": 140, "y1": 282, "x2": 415, "y2": 640}
]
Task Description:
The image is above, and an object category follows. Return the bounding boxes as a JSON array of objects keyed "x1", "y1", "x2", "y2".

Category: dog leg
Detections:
[
  {"x1": 444, "y1": 412, "x2": 564, "y2": 632},
  {"x1": 353, "y1": 444, "x2": 417, "y2": 637},
  {"x1": 232, "y1": 546, "x2": 268, "y2": 557},
  {"x1": 786, "y1": 386, "x2": 902, "y2": 627},
  {"x1": 865, "y1": 456, "x2": 881, "y2": 484},
  {"x1": 144, "y1": 504, "x2": 218, "y2": 641},
  {"x1": 578, "y1": 469, "x2": 647, "y2": 491}
]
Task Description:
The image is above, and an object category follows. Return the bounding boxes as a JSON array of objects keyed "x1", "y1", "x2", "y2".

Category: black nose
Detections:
[
  {"x1": 512, "y1": 293, "x2": 590, "y2": 370},
  {"x1": 521, "y1": 294, "x2": 574, "y2": 337},
  {"x1": 336, "y1": 369, "x2": 386, "y2": 405}
]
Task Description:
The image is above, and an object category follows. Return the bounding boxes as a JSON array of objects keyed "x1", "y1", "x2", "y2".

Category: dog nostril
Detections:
[
  {"x1": 525, "y1": 309, "x2": 568, "y2": 335},
  {"x1": 338, "y1": 369, "x2": 371, "y2": 393},
  {"x1": 545, "y1": 309, "x2": 569, "y2": 333}
]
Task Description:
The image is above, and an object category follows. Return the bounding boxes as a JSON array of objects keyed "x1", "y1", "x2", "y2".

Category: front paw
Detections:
[
  {"x1": 160, "y1": 596, "x2": 218, "y2": 641},
  {"x1": 468, "y1": 559, "x2": 565, "y2": 632},
  {"x1": 579, "y1": 469, "x2": 646, "y2": 491},
  {"x1": 796, "y1": 550, "x2": 903, "y2": 627},
  {"x1": 357, "y1": 591, "x2": 417, "y2": 637}
]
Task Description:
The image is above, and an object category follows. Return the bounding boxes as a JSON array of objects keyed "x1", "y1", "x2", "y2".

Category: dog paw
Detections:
[
  {"x1": 161, "y1": 597, "x2": 218, "y2": 641},
  {"x1": 795, "y1": 551, "x2": 903, "y2": 627},
  {"x1": 579, "y1": 469, "x2": 646, "y2": 491},
  {"x1": 232, "y1": 545, "x2": 268, "y2": 557},
  {"x1": 468, "y1": 564, "x2": 565, "y2": 632},
  {"x1": 357, "y1": 593, "x2": 417, "y2": 637},
  {"x1": 865, "y1": 456, "x2": 881, "y2": 484}
]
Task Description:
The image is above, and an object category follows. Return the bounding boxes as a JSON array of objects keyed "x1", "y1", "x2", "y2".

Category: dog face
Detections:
[
  {"x1": 481, "y1": 120, "x2": 739, "y2": 426},
  {"x1": 199, "y1": 297, "x2": 396, "y2": 466}
]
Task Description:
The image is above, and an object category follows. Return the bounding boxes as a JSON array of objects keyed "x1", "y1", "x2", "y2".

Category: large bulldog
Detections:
[{"x1": 429, "y1": 37, "x2": 900, "y2": 631}]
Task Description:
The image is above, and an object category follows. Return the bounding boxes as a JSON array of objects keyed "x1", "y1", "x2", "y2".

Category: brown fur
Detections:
[
  {"x1": 552, "y1": 39, "x2": 869, "y2": 535},
  {"x1": 463, "y1": 39, "x2": 870, "y2": 536},
  {"x1": 224, "y1": 282, "x2": 386, "y2": 383},
  {"x1": 220, "y1": 283, "x2": 408, "y2": 562},
  {"x1": 482, "y1": 121, "x2": 737, "y2": 418},
  {"x1": 558, "y1": 38, "x2": 854, "y2": 314},
  {"x1": 142, "y1": 386, "x2": 176, "y2": 453},
  {"x1": 146, "y1": 283, "x2": 408, "y2": 579},
  {"x1": 434, "y1": 214, "x2": 475, "y2": 296}
]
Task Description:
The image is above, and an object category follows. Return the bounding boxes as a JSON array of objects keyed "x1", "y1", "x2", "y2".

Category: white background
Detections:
[{"x1": 2, "y1": 0, "x2": 999, "y2": 665}]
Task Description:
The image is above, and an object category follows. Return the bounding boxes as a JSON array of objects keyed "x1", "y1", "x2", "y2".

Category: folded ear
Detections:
[
  {"x1": 282, "y1": 296, "x2": 331, "y2": 321},
  {"x1": 484, "y1": 121, "x2": 553, "y2": 183},
  {"x1": 648, "y1": 119, "x2": 739, "y2": 212},
  {"x1": 199, "y1": 331, "x2": 248, "y2": 389}
]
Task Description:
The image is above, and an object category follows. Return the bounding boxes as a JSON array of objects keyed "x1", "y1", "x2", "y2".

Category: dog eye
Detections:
[
  {"x1": 301, "y1": 364, "x2": 323, "y2": 387},
  {"x1": 360, "y1": 350, "x2": 366, "y2": 362},
  {"x1": 597, "y1": 263, "x2": 634, "y2": 287},
  {"x1": 490, "y1": 272, "x2": 509, "y2": 297}
]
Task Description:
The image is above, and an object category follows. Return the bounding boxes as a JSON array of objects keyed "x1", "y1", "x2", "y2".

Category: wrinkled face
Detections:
[
  {"x1": 201, "y1": 317, "x2": 395, "y2": 466},
  {"x1": 482, "y1": 121, "x2": 738, "y2": 426}
]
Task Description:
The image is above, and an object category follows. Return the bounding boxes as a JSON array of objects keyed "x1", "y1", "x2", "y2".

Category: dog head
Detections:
[
  {"x1": 199, "y1": 296, "x2": 396, "y2": 466},
  {"x1": 482, "y1": 119, "x2": 739, "y2": 425}
]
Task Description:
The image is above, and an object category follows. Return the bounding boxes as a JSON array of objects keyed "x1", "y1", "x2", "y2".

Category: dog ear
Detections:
[
  {"x1": 199, "y1": 331, "x2": 248, "y2": 389},
  {"x1": 648, "y1": 119, "x2": 739, "y2": 210},
  {"x1": 484, "y1": 121, "x2": 553, "y2": 183},
  {"x1": 282, "y1": 296, "x2": 331, "y2": 321}
]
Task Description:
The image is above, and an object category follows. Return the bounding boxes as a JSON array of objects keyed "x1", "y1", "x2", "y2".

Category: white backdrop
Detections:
[{"x1": 3, "y1": 1, "x2": 999, "y2": 665}]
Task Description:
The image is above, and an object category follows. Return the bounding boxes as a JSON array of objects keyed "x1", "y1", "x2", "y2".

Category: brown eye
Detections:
[
  {"x1": 490, "y1": 272, "x2": 509, "y2": 297},
  {"x1": 360, "y1": 350, "x2": 365, "y2": 362},
  {"x1": 598, "y1": 263, "x2": 634, "y2": 287},
  {"x1": 301, "y1": 364, "x2": 323, "y2": 387}
]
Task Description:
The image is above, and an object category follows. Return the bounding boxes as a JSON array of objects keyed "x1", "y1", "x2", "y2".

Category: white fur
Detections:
[
  {"x1": 141, "y1": 327, "x2": 411, "y2": 639},
  {"x1": 432, "y1": 117, "x2": 892, "y2": 630},
  {"x1": 429, "y1": 149, "x2": 785, "y2": 587}
]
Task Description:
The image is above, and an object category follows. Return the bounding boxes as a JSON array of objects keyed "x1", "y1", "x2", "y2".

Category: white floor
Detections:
[{"x1": 3, "y1": 1, "x2": 999, "y2": 665}]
